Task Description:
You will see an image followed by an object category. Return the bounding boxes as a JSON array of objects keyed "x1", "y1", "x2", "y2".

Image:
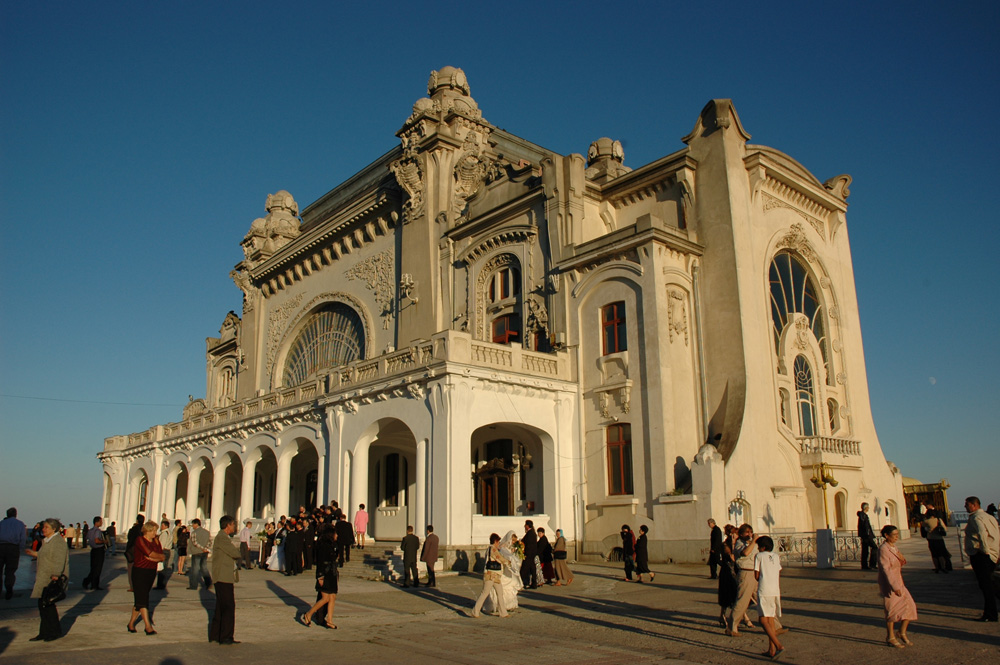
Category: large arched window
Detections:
[
  {"x1": 769, "y1": 252, "x2": 828, "y2": 375},
  {"x1": 794, "y1": 355, "x2": 817, "y2": 436},
  {"x1": 283, "y1": 303, "x2": 365, "y2": 386}
]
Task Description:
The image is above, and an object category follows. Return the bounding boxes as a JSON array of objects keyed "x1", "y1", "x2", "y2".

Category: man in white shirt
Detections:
[
  {"x1": 155, "y1": 520, "x2": 173, "y2": 590},
  {"x1": 238, "y1": 521, "x2": 254, "y2": 570},
  {"x1": 964, "y1": 496, "x2": 999, "y2": 622}
]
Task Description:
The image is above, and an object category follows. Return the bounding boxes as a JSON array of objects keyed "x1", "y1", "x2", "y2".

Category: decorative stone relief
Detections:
[
  {"x1": 836, "y1": 372, "x2": 847, "y2": 385},
  {"x1": 346, "y1": 250, "x2": 395, "y2": 329},
  {"x1": 763, "y1": 193, "x2": 824, "y2": 238},
  {"x1": 182, "y1": 397, "x2": 208, "y2": 421},
  {"x1": 775, "y1": 223, "x2": 817, "y2": 263},
  {"x1": 452, "y1": 133, "x2": 494, "y2": 220},
  {"x1": 525, "y1": 296, "x2": 549, "y2": 338},
  {"x1": 390, "y1": 147, "x2": 424, "y2": 224},
  {"x1": 793, "y1": 314, "x2": 811, "y2": 351},
  {"x1": 406, "y1": 383, "x2": 425, "y2": 399},
  {"x1": 219, "y1": 311, "x2": 240, "y2": 342},
  {"x1": 230, "y1": 269, "x2": 257, "y2": 314},
  {"x1": 241, "y1": 191, "x2": 301, "y2": 267},
  {"x1": 266, "y1": 294, "x2": 303, "y2": 371},
  {"x1": 667, "y1": 288, "x2": 689, "y2": 345}
]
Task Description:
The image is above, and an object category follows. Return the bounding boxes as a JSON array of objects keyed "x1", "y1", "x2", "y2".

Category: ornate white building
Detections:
[{"x1": 99, "y1": 67, "x2": 906, "y2": 563}]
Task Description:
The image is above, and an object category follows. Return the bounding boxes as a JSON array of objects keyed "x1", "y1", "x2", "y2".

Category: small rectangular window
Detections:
[
  {"x1": 602, "y1": 302, "x2": 627, "y2": 355},
  {"x1": 607, "y1": 423, "x2": 633, "y2": 495},
  {"x1": 492, "y1": 314, "x2": 521, "y2": 345}
]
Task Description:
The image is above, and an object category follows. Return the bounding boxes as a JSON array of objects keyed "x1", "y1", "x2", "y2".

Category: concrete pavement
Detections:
[{"x1": 0, "y1": 536, "x2": 996, "y2": 664}]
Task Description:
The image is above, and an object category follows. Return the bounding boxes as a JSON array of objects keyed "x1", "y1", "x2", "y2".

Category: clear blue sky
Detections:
[{"x1": 2, "y1": 2, "x2": 997, "y2": 523}]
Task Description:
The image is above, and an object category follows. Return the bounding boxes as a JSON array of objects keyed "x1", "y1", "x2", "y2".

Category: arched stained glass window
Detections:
[
  {"x1": 769, "y1": 252, "x2": 829, "y2": 377},
  {"x1": 794, "y1": 355, "x2": 817, "y2": 437},
  {"x1": 283, "y1": 303, "x2": 365, "y2": 387}
]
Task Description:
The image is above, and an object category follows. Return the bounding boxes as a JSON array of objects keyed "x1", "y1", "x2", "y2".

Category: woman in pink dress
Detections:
[
  {"x1": 877, "y1": 525, "x2": 917, "y2": 648},
  {"x1": 353, "y1": 504, "x2": 369, "y2": 550}
]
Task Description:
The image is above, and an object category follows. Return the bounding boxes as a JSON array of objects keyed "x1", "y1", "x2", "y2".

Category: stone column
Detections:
[
  {"x1": 210, "y1": 458, "x2": 231, "y2": 533},
  {"x1": 240, "y1": 456, "x2": 258, "y2": 522},
  {"x1": 186, "y1": 464, "x2": 203, "y2": 524},
  {"x1": 274, "y1": 451, "x2": 292, "y2": 519},
  {"x1": 162, "y1": 469, "x2": 179, "y2": 522},
  {"x1": 350, "y1": 444, "x2": 369, "y2": 524},
  {"x1": 315, "y1": 454, "x2": 326, "y2": 510},
  {"x1": 149, "y1": 452, "x2": 165, "y2": 521},
  {"x1": 415, "y1": 438, "x2": 427, "y2": 532}
]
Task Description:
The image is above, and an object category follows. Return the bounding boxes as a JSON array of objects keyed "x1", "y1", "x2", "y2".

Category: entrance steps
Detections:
[{"x1": 339, "y1": 541, "x2": 457, "y2": 582}]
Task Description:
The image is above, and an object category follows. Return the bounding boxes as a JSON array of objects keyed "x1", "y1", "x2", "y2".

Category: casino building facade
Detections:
[{"x1": 98, "y1": 67, "x2": 906, "y2": 562}]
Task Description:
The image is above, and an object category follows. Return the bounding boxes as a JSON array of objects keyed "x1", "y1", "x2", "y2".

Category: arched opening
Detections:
[
  {"x1": 252, "y1": 447, "x2": 278, "y2": 520},
  {"x1": 191, "y1": 458, "x2": 214, "y2": 522},
  {"x1": 365, "y1": 419, "x2": 418, "y2": 540},
  {"x1": 834, "y1": 491, "x2": 847, "y2": 530},
  {"x1": 885, "y1": 500, "x2": 899, "y2": 529},
  {"x1": 219, "y1": 452, "x2": 243, "y2": 519},
  {"x1": 769, "y1": 250, "x2": 829, "y2": 380},
  {"x1": 167, "y1": 464, "x2": 189, "y2": 521},
  {"x1": 794, "y1": 355, "x2": 817, "y2": 437},
  {"x1": 131, "y1": 470, "x2": 150, "y2": 515},
  {"x1": 471, "y1": 423, "x2": 545, "y2": 516},
  {"x1": 282, "y1": 303, "x2": 366, "y2": 387},
  {"x1": 103, "y1": 473, "x2": 113, "y2": 519},
  {"x1": 286, "y1": 439, "x2": 319, "y2": 514}
]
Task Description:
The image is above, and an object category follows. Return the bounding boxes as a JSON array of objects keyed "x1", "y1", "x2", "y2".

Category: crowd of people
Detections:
[{"x1": 1, "y1": 494, "x2": 996, "y2": 652}]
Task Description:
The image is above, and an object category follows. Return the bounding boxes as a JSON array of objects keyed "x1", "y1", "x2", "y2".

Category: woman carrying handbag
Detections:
[{"x1": 26, "y1": 518, "x2": 69, "y2": 642}]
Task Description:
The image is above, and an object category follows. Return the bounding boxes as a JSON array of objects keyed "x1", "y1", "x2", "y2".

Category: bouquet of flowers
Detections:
[{"x1": 512, "y1": 541, "x2": 525, "y2": 560}]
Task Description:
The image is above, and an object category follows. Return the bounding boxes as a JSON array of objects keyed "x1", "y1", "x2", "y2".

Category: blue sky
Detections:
[{"x1": 1, "y1": 2, "x2": 997, "y2": 522}]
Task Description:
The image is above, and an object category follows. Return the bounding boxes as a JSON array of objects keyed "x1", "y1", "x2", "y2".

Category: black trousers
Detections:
[
  {"x1": 708, "y1": 551, "x2": 720, "y2": 578},
  {"x1": 156, "y1": 550, "x2": 172, "y2": 589},
  {"x1": 521, "y1": 556, "x2": 538, "y2": 587},
  {"x1": 0, "y1": 543, "x2": 20, "y2": 592},
  {"x1": 209, "y1": 582, "x2": 235, "y2": 643},
  {"x1": 286, "y1": 549, "x2": 302, "y2": 575},
  {"x1": 403, "y1": 560, "x2": 418, "y2": 586},
  {"x1": 424, "y1": 561, "x2": 436, "y2": 586},
  {"x1": 38, "y1": 598, "x2": 61, "y2": 640},
  {"x1": 860, "y1": 538, "x2": 878, "y2": 569},
  {"x1": 84, "y1": 546, "x2": 105, "y2": 589},
  {"x1": 303, "y1": 544, "x2": 313, "y2": 570},
  {"x1": 970, "y1": 552, "x2": 998, "y2": 620}
]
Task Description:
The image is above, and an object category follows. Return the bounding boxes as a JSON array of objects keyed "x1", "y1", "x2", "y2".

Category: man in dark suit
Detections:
[
  {"x1": 283, "y1": 520, "x2": 303, "y2": 576},
  {"x1": 858, "y1": 503, "x2": 878, "y2": 570},
  {"x1": 81, "y1": 516, "x2": 106, "y2": 591},
  {"x1": 521, "y1": 520, "x2": 538, "y2": 589},
  {"x1": 708, "y1": 518, "x2": 723, "y2": 579},
  {"x1": 335, "y1": 514, "x2": 355, "y2": 567},
  {"x1": 420, "y1": 525, "x2": 439, "y2": 587},
  {"x1": 400, "y1": 526, "x2": 420, "y2": 587}
]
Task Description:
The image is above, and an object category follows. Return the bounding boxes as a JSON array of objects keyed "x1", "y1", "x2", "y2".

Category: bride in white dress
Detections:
[
  {"x1": 265, "y1": 523, "x2": 287, "y2": 572},
  {"x1": 483, "y1": 530, "x2": 522, "y2": 614}
]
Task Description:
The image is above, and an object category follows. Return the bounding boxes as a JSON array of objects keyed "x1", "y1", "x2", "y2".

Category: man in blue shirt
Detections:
[{"x1": 0, "y1": 507, "x2": 27, "y2": 599}]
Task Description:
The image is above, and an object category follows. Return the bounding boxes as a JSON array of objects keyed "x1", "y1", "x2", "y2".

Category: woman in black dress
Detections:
[
  {"x1": 716, "y1": 539, "x2": 738, "y2": 627},
  {"x1": 174, "y1": 525, "x2": 189, "y2": 574},
  {"x1": 620, "y1": 525, "x2": 636, "y2": 581},
  {"x1": 635, "y1": 525, "x2": 655, "y2": 582},
  {"x1": 299, "y1": 526, "x2": 338, "y2": 629}
]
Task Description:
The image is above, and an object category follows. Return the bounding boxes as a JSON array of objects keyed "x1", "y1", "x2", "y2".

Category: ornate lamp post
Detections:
[{"x1": 810, "y1": 462, "x2": 839, "y2": 529}]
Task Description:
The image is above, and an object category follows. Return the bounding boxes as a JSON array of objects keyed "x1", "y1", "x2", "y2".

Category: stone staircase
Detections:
[{"x1": 338, "y1": 542, "x2": 454, "y2": 582}]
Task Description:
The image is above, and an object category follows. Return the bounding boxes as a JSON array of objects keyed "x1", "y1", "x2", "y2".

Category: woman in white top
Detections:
[{"x1": 753, "y1": 535, "x2": 784, "y2": 660}]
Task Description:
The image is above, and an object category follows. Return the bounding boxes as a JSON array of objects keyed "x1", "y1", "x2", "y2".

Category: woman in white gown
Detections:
[
  {"x1": 483, "y1": 530, "x2": 522, "y2": 614},
  {"x1": 266, "y1": 523, "x2": 287, "y2": 572}
]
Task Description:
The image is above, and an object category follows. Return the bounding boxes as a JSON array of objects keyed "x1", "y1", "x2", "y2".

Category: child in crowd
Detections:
[{"x1": 754, "y1": 535, "x2": 784, "y2": 659}]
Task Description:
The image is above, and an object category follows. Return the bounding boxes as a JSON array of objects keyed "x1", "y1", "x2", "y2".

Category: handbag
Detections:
[
  {"x1": 485, "y1": 548, "x2": 502, "y2": 571},
  {"x1": 553, "y1": 550, "x2": 567, "y2": 560},
  {"x1": 40, "y1": 575, "x2": 68, "y2": 607}
]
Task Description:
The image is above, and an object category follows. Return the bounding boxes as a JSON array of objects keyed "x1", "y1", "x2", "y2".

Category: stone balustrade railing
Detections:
[
  {"x1": 797, "y1": 435, "x2": 861, "y2": 456},
  {"x1": 103, "y1": 330, "x2": 571, "y2": 454}
]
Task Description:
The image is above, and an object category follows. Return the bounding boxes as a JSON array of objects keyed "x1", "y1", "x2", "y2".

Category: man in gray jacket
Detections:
[
  {"x1": 187, "y1": 519, "x2": 212, "y2": 590},
  {"x1": 964, "y1": 496, "x2": 999, "y2": 622},
  {"x1": 210, "y1": 515, "x2": 241, "y2": 644}
]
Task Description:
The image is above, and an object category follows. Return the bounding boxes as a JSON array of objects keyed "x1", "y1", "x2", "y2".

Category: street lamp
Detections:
[{"x1": 810, "y1": 462, "x2": 839, "y2": 529}]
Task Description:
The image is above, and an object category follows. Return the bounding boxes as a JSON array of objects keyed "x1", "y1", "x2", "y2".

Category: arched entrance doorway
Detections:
[
  {"x1": 471, "y1": 423, "x2": 546, "y2": 517},
  {"x1": 364, "y1": 419, "x2": 418, "y2": 540}
]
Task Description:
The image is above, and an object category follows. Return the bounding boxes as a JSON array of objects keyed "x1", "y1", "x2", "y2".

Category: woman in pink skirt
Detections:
[{"x1": 878, "y1": 525, "x2": 917, "y2": 648}]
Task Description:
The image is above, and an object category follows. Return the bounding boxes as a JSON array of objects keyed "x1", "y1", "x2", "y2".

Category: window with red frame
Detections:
[
  {"x1": 488, "y1": 267, "x2": 521, "y2": 303},
  {"x1": 602, "y1": 302, "x2": 627, "y2": 355},
  {"x1": 492, "y1": 313, "x2": 521, "y2": 345},
  {"x1": 607, "y1": 423, "x2": 633, "y2": 495}
]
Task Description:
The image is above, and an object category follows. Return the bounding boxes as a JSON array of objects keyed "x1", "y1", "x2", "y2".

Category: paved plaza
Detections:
[{"x1": 0, "y1": 537, "x2": 996, "y2": 664}]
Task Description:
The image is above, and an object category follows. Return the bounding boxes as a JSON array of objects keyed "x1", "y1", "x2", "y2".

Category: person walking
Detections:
[
  {"x1": 209, "y1": 516, "x2": 242, "y2": 644},
  {"x1": 175, "y1": 524, "x2": 189, "y2": 575},
  {"x1": 26, "y1": 518, "x2": 69, "y2": 642},
  {"x1": 635, "y1": 525, "x2": 655, "y2": 583},
  {"x1": 124, "y1": 514, "x2": 144, "y2": 592},
  {"x1": 0, "y1": 507, "x2": 26, "y2": 600},
  {"x1": 471, "y1": 533, "x2": 508, "y2": 618},
  {"x1": 716, "y1": 538, "x2": 738, "y2": 628},
  {"x1": 105, "y1": 522, "x2": 117, "y2": 556},
  {"x1": 300, "y1": 525, "x2": 338, "y2": 629},
  {"x1": 128, "y1": 522, "x2": 164, "y2": 635},
  {"x1": 922, "y1": 509, "x2": 952, "y2": 573},
  {"x1": 334, "y1": 514, "x2": 354, "y2": 567},
  {"x1": 400, "y1": 526, "x2": 420, "y2": 588},
  {"x1": 620, "y1": 525, "x2": 636, "y2": 582},
  {"x1": 858, "y1": 502, "x2": 878, "y2": 571},
  {"x1": 82, "y1": 516, "x2": 106, "y2": 591},
  {"x1": 707, "y1": 518, "x2": 723, "y2": 579},
  {"x1": 963, "y1": 496, "x2": 999, "y2": 622},
  {"x1": 552, "y1": 528, "x2": 574, "y2": 585},
  {"x1": 420, "y1": 525, "x2": 439, "y2": 588},
  {"x1": 187, "y1": 519, "x2": 212, "y2": 590},
  {"x1": 878, "y1": 525, "x2": 918, "y2": 647},
  {"x1": 536, "y1": 528, "x2": 554, "y2": 584},
  {"x1": 754, "y1": 536, "x2": 785, "y2": 659}
]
